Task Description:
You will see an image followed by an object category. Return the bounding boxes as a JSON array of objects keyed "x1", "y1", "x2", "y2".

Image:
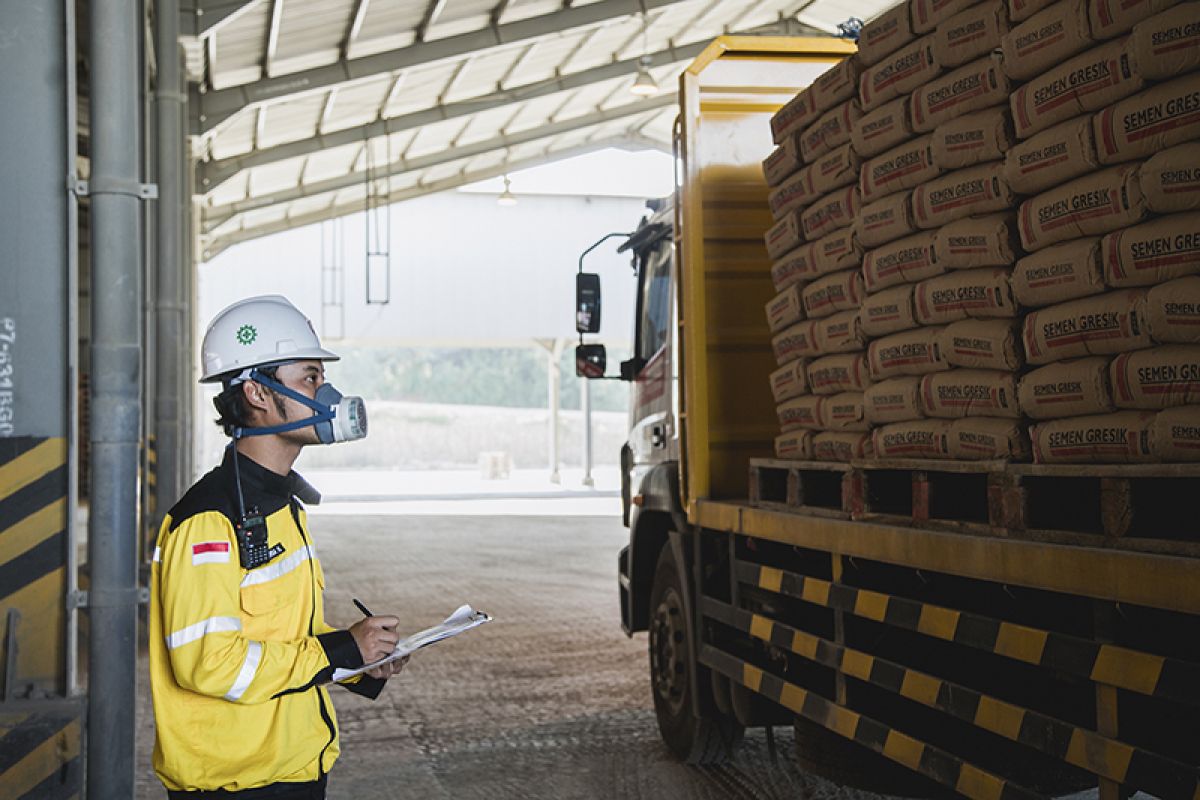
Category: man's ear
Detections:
[{"x1": 241, "y1": 380, "x2": 272, "y2": 415}]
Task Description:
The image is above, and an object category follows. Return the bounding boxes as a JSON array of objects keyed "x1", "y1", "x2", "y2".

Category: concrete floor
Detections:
[{"x1": 134, "y1": 507, "x2": 883, "y2": 799}]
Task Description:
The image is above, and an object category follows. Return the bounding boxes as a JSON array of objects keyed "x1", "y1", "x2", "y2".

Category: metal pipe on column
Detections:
[
  {"x1": 87, "y1": 0, "x2": 144, "y2": 796},
  {"x1": 155, "y1": 0, "x2": 185, "y2": 519},
  {"x1": 581, "y1": 375, "x2": 594, "y2": 487}
]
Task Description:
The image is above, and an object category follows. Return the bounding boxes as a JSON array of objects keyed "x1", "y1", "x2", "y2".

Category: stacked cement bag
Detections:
[
  {"x1": 1007, "y1": 1, "x2": 1200, "y2": 462},
  {"x1": 853, "y1": 0, "x2": 1032, "y2": 461},
  {"x1": 765, "y1": 56, "x2": 875, "y2": 462}
]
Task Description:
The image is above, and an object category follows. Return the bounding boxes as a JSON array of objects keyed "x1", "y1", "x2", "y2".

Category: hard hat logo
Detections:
[{"x1": 236, "y1": 324, "x2": 258, "y2": 346}]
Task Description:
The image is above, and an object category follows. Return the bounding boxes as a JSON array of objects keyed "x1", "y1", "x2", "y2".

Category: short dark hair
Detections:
[{"x1": 212, "y1": 365, "x2": 279, "y2": 436}]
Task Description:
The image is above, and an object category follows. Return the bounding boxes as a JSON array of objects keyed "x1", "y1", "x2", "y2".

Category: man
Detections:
[{"x1": 149, "y1": 295, "x2": 404, "y2": 798}]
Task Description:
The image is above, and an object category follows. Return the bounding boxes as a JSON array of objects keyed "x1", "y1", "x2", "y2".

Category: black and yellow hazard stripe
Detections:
[
  {"x1": 0, "y1": 703, "x2": 83, "y2": 799},
  {"x1": 701, "y1": 643, "x2": 1041, "y2": 800},
  {"x1": 736, "y1": 561, "x2": 1197, "y2": 708},
  {"x1": 0, "y1": 437, "x2": 68, "y2": 688},
  {"x1": 704, "y1": 596, "x2": 1200, "y2": 797}
]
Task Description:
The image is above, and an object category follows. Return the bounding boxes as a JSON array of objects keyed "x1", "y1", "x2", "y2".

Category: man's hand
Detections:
[
  {"x1": 366, "y1": 655, "x2": 409, "y2": 680},
  {"x1": 348, "y1": 615, "x2": 400, "y2": 664}
]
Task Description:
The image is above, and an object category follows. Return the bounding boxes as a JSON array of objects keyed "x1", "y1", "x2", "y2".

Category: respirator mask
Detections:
[{"x1": 232, "y1": 367, "x2": 368, "y2": 444}]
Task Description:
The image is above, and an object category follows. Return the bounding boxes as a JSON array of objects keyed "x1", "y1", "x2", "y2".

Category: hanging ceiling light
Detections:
[
  {"x1": 497, "y1": 175, "x2": 517, "y2": 206},
  {"x1": 630, "y1": 55, "x2": 658, "y2": 97}
]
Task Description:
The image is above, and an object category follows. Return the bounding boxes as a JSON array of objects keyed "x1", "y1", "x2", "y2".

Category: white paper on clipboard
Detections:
[{"x1": 333, "y1": 604, "x2": 492, "y2": 682}]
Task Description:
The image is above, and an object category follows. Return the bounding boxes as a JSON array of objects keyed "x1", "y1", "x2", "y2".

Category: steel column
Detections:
[
  {"x1": 156, "y1": 0, "x2": 186, "y2": 521},
  {"x1": 86, "y1": 0, "x2": 144, "y2": 797}
]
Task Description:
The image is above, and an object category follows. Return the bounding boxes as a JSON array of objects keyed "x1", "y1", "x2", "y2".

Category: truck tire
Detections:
[{"x1": 648, "y1": 545, "x2": 743, "y2": 764}]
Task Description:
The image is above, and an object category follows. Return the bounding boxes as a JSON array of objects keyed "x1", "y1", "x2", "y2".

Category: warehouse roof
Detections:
[{"x1": 186, "y1": 0, "x2": 886, "y2": 257}]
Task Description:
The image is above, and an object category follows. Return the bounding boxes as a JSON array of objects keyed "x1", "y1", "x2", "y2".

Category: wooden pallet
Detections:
[{"x1": 749, "y1": 458, "x2": 1200, "y2": 558}]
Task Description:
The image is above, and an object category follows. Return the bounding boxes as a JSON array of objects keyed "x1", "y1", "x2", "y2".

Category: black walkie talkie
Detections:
[{"x1": 231, "y1": 446, "x2": 285, "y2": 569}]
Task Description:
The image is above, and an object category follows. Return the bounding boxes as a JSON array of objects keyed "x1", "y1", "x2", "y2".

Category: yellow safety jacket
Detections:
[{"x1": 149, "y1": 449, "x2": 381, "y2": 793}]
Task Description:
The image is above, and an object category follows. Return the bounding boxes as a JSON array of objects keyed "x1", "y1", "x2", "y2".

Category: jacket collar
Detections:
[{"x1": 221, "y1": 445, "x2": 321, "y2": 507}]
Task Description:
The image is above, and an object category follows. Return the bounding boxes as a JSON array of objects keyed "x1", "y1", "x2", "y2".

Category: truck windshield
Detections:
[{"x1": 637, "y1": 243, "x2": 672, "y2": 363}]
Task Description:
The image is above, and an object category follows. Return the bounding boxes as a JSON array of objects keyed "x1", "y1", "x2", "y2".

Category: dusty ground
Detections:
[{"x1": 135, "y1": 511, "x2": 882, "y2": 799}]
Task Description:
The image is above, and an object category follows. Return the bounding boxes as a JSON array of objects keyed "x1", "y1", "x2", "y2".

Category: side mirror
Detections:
[
  {"x1": 576, "y1": 273, "x2": 602, "y2": 334},
  {"x1": 619, "y1": 356, "x2": 646, "y2": 381},
  {"x1": 576, "y1": 344, "x2": 607, "y2": 378}
]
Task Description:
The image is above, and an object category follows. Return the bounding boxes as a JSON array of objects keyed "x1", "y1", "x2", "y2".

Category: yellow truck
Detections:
[{"x1": 576, "y1": 37, "x2": 1200, "y2": 797}]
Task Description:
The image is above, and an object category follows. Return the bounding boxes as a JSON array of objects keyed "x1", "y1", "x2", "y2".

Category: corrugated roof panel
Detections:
[
  {"x1": 287, "y1": 194, "x2": 339, "y2": 218},
  {"x1": 430, "y1": 0, "x2": 504, "y2": 28},
  {"x1": 247, "y1": 159, "x2": 308, "y2": 196},
  {"x1": 559, "y1": 17, "x2": 646, "y2": 72},
  {"x1": 209, "y1": 112, "x2": 259, "y2": 161},
  {"x1": 444, "y1": 48, "x2": 526, "y2": 103},
  {"x1": 303, "y1": 142, "x2": 366, "y2": 182},
  {"x1": 403, "y1": 117, "x2": 474, "y2": 159},
  {"x1": 498, "y1": 0, "x2": 565, "y2": 24},
  {"x1": 274, "y1": 0, "x2": 358, "y2": 63},
  {"x1": 325, "y1": 76, "x2": 394, "y2": 131},
  {"x1": 452, "y1": 104, "x2": 530, "y2": 146},
  {"x1": 206, "y1": 170, "x2": 253, "y2": 210},
  {"x1": 209, "y1": 5, "x2": 273, "y2": 88},
  {"x1": 801, "y1": 0, "x2": 896, "y2": 32},
  {"x1": 383, "y1": 61, "x2": 467, "y2": 116},
  {"x1": 356, "y1": 1, "x2": 430, "y2": 44},
  {"x1": 260, "y1": 93, "x2": 327, "y2": 148}
]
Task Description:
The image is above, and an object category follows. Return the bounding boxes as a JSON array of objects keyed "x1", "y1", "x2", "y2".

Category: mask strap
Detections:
[{"x1": 232, "y1": 369, "x2": 335, "y2": 439}]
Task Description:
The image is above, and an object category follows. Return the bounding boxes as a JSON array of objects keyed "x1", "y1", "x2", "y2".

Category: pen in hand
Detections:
[{"x1": 353, "y1": 598, "x2": 373, "y2": 617}]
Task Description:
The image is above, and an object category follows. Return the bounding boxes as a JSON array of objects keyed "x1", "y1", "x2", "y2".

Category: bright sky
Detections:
[{"x1": 458, "y1": 147, "x2": 675, "y2": 199}]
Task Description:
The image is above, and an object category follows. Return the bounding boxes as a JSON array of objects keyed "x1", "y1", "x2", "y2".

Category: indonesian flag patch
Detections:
[{"x1": 192, "y1": 541, "x2": 231, "y2": 565}]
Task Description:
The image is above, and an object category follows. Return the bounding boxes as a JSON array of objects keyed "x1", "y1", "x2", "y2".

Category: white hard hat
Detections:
[{"x1": 200, "y1": 295, "x2": 339, "y2": 383}]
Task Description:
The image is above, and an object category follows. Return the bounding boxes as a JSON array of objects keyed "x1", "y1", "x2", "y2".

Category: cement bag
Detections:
[
  {"x1": 779, "y1": 395, "x2": 827, "y2": 431},
  {"x1": 768, "y1": 166, "x2": 818, "y2": 221},
  {"x1": 914, "y1": 267, "x2": 1017, "y2": 324},
  {"x1": 1018, "y1": 356, "x2": 1115, "y2": 418},
  {"x1": 801, "y1": 100, "x2": 862, "y2": 163},
  {"x1": 803, "y1": 269, "x2": 865, "y2": 319},
  {"x1": 773, "y1": 320, "x2": 822, "y2": 364},
  {"x1": 1089, "y1": 0, "x2": 1182, "y2": 39},
  {"x1": 859, "y1": 36, "x2": 940, "y2": 111},
  {"x1": 1111, "y1": 344, "x2": 1200, "y2": 408},
  {"x1": 931, "y1": 107, "x2": 1015, "y2": 171},
  {"x1": 1147, "y1": 276, "x2": 1200, "y2": 342},
  {"x1": 913, "y1": 163, "x2": 1015, "y2": 229},
  {"x1": 873, "y1": 420, "x2": 954, "y2": 458},
  {"x1": 770, "y1": 359, "x2": 810, "y2": 403},
  {"x1": 869, "y1": 326, "x2": 951, "y2": 378},
  {"x1": 1012, "y1": 238, "x2": 1105, "y2": 307},
  {"x1": 812, "y1": 56, "x2": 863, "y2": 112},
  {"x1": 858, "y1": 3, "x2": 918, "y2": 67},
  {"x1": 933, "y1": 2, "x2": 1011, "y2": 68},
  {"x1": 914, "y1": 0, "x2": 981, "y2": 33},
  {"x1": 811, "y1": 144, "x2": 862, "y2": 196},
  {"x1": 865, "y1": 377, "x2": 926, "y2": 423},
  {"x1": 933, "y1": 213, "x2": 1019, "y2": 270},
  {"x1": 921, "y1": 369, "x2": 1022, "y2": 418},
  {"x1": 1003, "y1": 115, "x2": 1099, "y2": 196},
  {"x1": 950, "y1": 418, "x2": 1031, "y2": 459},
  {"x1": 1022, "y1": 289, "x2": 1151, "y2": 364},
  {"x1": 863, "y1": 231, "x2": 944, "y2": 292},
  {"x1": 1017, "y1": 163, "x2": 1146, "y2": 252},
  {"x1": 815, "y1": 310, "x2": 868, "y2": 354},
  {"x1": 940, "y1": 319, "x2": 1025, "y2": 369},
  {"x1": 763, "y1": 134, "x2": 803, "y2": 187},
  {"x1": 852, "y1": 97, "x2": 915, "y2": 158},
  {"x1": 911, "y1": 55, "x2": 1012, "y2": 134},
  {"x1": 1030, "y1": 410, "x2": 1156, "y2": 462},
  {"x1": 771, "y1": 244, "x2": 818, "y2": 291},
  {"x1": 860, "y1": 136, "x2": 941, "y2": 204},
  {"x1": 862, "y1": 285, "x2": 919, "y2": 337},
  {"x1": 1010, "y1": 39, "x2": 1143, "y2": 138},
  {"x1": 765, "y1": 209, "x2": 805, "y2": 260},
  {"x1": 1009, "y1": 0, "x2": 1058, "y2": 23},
  {"x1": 1129, "y1": 3, "x2": 1200, "y2": 80},
  {"x1": 808, "y1": 353, "x2": 873, "y2": 394},
  {"x1": 776, "y1": 430, "x2": 815, "y2": 459},
  {"x1": 824, "y1": 392, "x2": 871, "y2": 431},
  {"x1": 814, "y1": 431, "x2": 874, "y2": 460},
  {"x1": 771, "y1": 89, "x2": 819, "y2": 144},
  {"x1": 1093, "y1": 73, "x2": 1200, "y2": 164},
  {"x1": 766, "y1": 284, "x2": 805, "y2": 332},
  {"x1": 1140, "y1": 143, "x2": 1200, "y2": 214},
  {"x1": 1001, "y1": 0, "x2": 1094, "y2": 82},
  {"x1": 859, "y1": 191, "x2": 918, "y2": 247},
  {"x1": 809, "y1": 231, "x2": 858, "y2": 280},
  {"x1": 802, "y1": 186, "x2": 860, "y2": 241},
  {"x1": 1151, "y1": 405, "x2": 1200, "y2": 460},
  {"x1": 1101, "y1": 211, "x2": 1200, "y2": 287}
]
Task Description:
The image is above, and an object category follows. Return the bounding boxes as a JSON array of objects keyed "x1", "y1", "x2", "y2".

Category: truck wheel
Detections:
[{"x1": 648, "y1": 545, "x2": 743, "y2": 764}]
